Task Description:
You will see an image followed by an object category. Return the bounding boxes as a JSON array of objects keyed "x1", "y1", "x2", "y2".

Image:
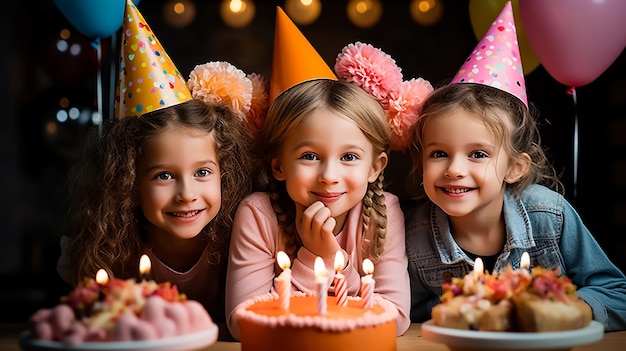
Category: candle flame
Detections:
[
  {"x1": 139, "y1": 254, "x2": 151, "y2": 275},
  {"x1": 521, "y1": 252, "x2": 530, "y2": 269},
  {"x1": 362, "y1": 258, "x2": 374, "y2": 275},
  {"x1": 473, "y1": 257, "x2": 484, "y2": 276},
  {"x1": 314, "y1": 256, "x2": 326, "y2": 278},
  {"x1": 277, "y1": 251, "x2": 291, "y2": 270},
  {"x1": 334, "y1": 251, "x2": 344, "y2": 272},
  {"x1": 95, "y1": 269, "x2": 109, "y2": 285}
]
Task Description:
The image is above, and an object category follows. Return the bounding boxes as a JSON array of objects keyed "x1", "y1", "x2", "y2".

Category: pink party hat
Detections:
[
  {"x1": 451, "y1": 1, "x2": 527, "y2": 107},
  {"x1": 115, "y1": 0, "x2": 192, "y2": 118}
]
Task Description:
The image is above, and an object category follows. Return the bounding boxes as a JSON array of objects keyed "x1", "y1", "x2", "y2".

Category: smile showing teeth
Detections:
[
  {"x1": 445, "y1": 187, "x2": 469, "y2": 194},
  {"x1": 171, "y1": 210, "x2": 200, "y2": 218}
]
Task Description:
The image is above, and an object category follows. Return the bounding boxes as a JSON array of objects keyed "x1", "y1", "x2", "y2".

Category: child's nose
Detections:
[
  {"x1": 319, "y1": 161, "x2": 340, "y2": 183},
  {"x1": 445, "y1": 158, "x2": 467, "y2": 179}
]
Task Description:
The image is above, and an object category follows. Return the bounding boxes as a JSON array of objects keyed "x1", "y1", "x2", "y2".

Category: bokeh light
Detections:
[
  {"x1": 220, "y1": 0, "x2": 256, "y2": 28},
  {"x1": 285, "y1": 0, "x2": 322, "y2": 26},
  {"x1": 410, "y1": 0, "x2": 444, "y2": 26},
  {"x1": 162, "y1": 0, "x2": 196, "y2": 28},
  {"x1": 347, "y1": 0, "x2": 382, "y2": 29}
]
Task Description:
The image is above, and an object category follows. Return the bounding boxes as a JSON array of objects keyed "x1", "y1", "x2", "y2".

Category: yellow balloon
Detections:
[{"x1": 468, "y1": 0, "x2": 540, "y2": 75}]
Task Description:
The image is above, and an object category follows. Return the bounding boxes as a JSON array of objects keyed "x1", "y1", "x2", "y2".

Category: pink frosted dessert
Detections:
[{"x1": 27, "y1": 277, "x2": 215, "y2": 345}]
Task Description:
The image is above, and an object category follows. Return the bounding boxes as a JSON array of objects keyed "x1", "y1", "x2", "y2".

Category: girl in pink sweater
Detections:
[{"x1": 225, "y1": 78, "x2": 412, "y2": 339}]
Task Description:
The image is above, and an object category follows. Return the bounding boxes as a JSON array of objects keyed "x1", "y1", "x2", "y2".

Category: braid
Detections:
[
  {"x1": 268, "y1": 181, "x2": 301, "y2": 258},
  {"x1": 362, "y1": 173, "x2": 387, "y2": 259}
]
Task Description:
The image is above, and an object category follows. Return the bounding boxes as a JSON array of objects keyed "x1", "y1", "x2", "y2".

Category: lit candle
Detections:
[
  {"x1": 471, "y1": 257, "x2": 485, "y2": 297},
  {"x1": 314, "y1": 256, "x2": 328, "y2": 315},
  {"x1": 473, "y1": 257, "x2": 484, "y2": 280},
  {"x1": 360, "y1": 258, "x2": 375, "y2": 308},
  {"x1": 96, "y1": 269, "x2": 109, "y2": 285},
  {"x1": 274, "y1": 251, "x2": 291, "y2": 310},
  {"x1": 333, "y1": 251, "x2": 347, "y2": 306},
  {"x1": 139, "y1": 254, "x2": 151, "y2": 281},
  {"x1": 520, "y1": 252, "x2": 530, "y2": 270}
]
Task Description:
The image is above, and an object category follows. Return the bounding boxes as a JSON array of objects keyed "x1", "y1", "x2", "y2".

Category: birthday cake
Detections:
[
  {"x1": 26, "y1": 276, "x2": 217, "y2": 345},
  {"x1": 234, "y1": 291, "x2": 398, "y2": 351},
  {"x1": 432, "y1": 264, "x2": 592, "y2": 332}
]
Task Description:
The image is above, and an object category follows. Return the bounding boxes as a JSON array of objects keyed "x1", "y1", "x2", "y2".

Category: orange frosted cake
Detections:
[
  {"x1": 235, "y1": 291, "x2": 398, "y2": 351},
  {"x1": 26, "y1": 276, "x2": 217, "y2": 345},
  {"x1": 432, "y1": 264, "x2": 591, "y2": 332}
]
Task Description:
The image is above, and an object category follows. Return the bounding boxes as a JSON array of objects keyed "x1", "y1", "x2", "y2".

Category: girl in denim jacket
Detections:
[{"x1": 404, "y1": 82, "x2": 626, "y2": 332}]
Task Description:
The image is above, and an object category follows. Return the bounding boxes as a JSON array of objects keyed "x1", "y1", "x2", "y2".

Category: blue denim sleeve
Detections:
[{"x1": 560, "y1": 200, "x2": 626, "y2": 332}]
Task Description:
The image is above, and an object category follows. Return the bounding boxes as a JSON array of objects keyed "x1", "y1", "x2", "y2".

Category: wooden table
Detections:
[{"x1": 2, "y1": 323, "x2": 624, "y2": 350}]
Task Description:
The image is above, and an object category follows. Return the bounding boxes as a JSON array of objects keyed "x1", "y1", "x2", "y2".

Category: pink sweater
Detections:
[{"x1": 225, "y1": 191, "x2": 410, "y2": 339}]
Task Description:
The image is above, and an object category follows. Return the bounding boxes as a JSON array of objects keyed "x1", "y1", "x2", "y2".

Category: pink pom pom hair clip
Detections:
[{"x1": 335, "y1": 42, "x2": 434, "y2": 151}]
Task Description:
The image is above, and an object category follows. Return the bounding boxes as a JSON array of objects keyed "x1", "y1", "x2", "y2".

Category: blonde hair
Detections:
[
  {"x1": 407, "y1": 83, "x2": 562, "y2": 199},
  {"x1": 256, "y1": 79, "x2": 392, "y2": 260},
  {"x1": 61, "y1": 99, "x2": 255, "y2": 284}
]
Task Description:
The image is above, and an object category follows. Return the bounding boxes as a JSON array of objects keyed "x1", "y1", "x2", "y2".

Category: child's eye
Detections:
[
  {"x1": 341, "y1": 153, "x2": 359, "y2": 162},
  {"x1": 470, "y1": 151, "x2": 489, "y2": 159},
  {"x1": 300, "y1": 153, "x2": 319, "y2": 161},
  {"x1": 196, "y1": 169, "x2": 212, "y2": 177},
  {"x1": 155, "y1": 172, "x2": 173, "y2": 181},
  {"x1": 430, "y1": 150, "x2": 447, "y2": 158}
]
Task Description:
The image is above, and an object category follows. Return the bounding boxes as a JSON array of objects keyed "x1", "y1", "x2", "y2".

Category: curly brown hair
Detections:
[
  {"x1": 255, "y1": 79, "x2": 392, "y2": 261},
  {"x1": 407, "y1": 83, "x2": 562, "y2": 200},
  {"x1": 61, "y1": 99, "x2": 255, "y2": 284}
]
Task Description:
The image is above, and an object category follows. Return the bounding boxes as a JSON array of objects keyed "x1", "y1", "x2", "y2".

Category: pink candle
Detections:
[
  {"x1": 333, "y1": 251, "x2": 347, "y2": 306},
  {"x1": 314, "y1": 256, "x2": 328, "y2": 315},
  {"x1": 274, "y1": 251, "x2": 291, "y2": 310},
  {"x1": 360, "y1": 258, "x2": 375, "y2": 308}
]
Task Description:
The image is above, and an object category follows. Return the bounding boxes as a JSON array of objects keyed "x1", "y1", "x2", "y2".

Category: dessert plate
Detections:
[
  {"x1": 19, "y1": 324, "x2": 218, "y2": 351},
  {"x1": 421, "y1": 320, "x2": 604, "y2": 351}
]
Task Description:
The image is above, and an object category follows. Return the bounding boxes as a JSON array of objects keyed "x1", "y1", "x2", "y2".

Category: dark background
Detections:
[{"x1": 1, "y1": 0, "x2": 624, "y2": 323}]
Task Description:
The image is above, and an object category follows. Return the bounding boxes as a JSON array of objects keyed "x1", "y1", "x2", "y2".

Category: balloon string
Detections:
[
  {"x1": 95, "y1": 38, "x2": 104, "y2": 137},
  {"x1": 567, "y1": 86, "x2": 578, "y2": 199}
]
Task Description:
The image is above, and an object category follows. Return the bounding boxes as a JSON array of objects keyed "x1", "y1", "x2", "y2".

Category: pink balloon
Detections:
[{"x1": 520, "y1": 0, "x2": 626, "y2": 87}]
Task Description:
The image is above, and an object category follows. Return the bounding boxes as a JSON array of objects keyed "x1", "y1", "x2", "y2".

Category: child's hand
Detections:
[{"x1": 295, "y1": 201, "x2": 342, "y2": 259}]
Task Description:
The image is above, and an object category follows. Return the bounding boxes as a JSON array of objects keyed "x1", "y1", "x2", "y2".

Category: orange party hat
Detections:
[
  {"x1": 114, "y1": 0, "x2": 191, "y2": 118},
  {"x1": 450, "y1": 1, "x2": 527, "y2": 107},
  {"x1": 269, "y1": 6, "x2": 336, "y2": 104}
]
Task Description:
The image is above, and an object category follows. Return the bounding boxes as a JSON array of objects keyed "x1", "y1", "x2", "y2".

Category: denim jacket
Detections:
[{"x1": 404, "y1": 184, "x2": 626, "y2": 332}]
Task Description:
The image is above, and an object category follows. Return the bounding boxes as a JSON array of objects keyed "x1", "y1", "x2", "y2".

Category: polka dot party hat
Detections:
[
  {"x1": 450, "y1": 1, "x2": 527, "y2": 107},
  {"x1": 114, "y1": 0, "x2": 191, "y2": 118},
  {"x1": 269, "y1": 6, "x2": 336, "y2": 104}
]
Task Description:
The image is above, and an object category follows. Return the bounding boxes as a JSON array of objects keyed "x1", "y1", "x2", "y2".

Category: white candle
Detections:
[
  {"x1": 139, "y1": 254, "x2": 151, "y2": 281},
  {"x1": 274, "y1": 251, "x2": 291, "y2": 310},
  {"x1": 333, "y1": 251, "x2": 347, "y2": 306},
  {"x1": 360, "y1": 258, "x2": 375, "y2": 308},
  {"x1": 520, "y1": 252, "x2": 530, "y2": 270},
  {"x1": 314, "y1": 256, "x2": 328, "y2": 315},
  {"x1": 473, "y1": 257, "x2": 484, "y2": 280},
  {"x1": 470, "y1": 257, "x2": 485, "y2": 297}
]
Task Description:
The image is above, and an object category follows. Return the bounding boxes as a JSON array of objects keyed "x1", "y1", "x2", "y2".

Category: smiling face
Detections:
[
  {"x1": 135, "y1": 126, "x2": 221, "y2": 244},
  {"x1": 271, "y1": 108, "x2": 387, "y2": 230},
  {"x1": 421, "y1": 108, "x2": 513, "y2": 219}
]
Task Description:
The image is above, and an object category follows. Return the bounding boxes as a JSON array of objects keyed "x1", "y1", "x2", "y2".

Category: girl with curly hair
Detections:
[{"x1": 57, "y1": 59, "x2": 267, "y2": 328}]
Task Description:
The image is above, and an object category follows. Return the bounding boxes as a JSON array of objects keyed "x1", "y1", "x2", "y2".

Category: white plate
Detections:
[
  {"x1": 421, "y1": 320, "x2": 604, "y2": 351},
  {"x1": 19, "y1": 324, "x2": 218, "y2": 351}
]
